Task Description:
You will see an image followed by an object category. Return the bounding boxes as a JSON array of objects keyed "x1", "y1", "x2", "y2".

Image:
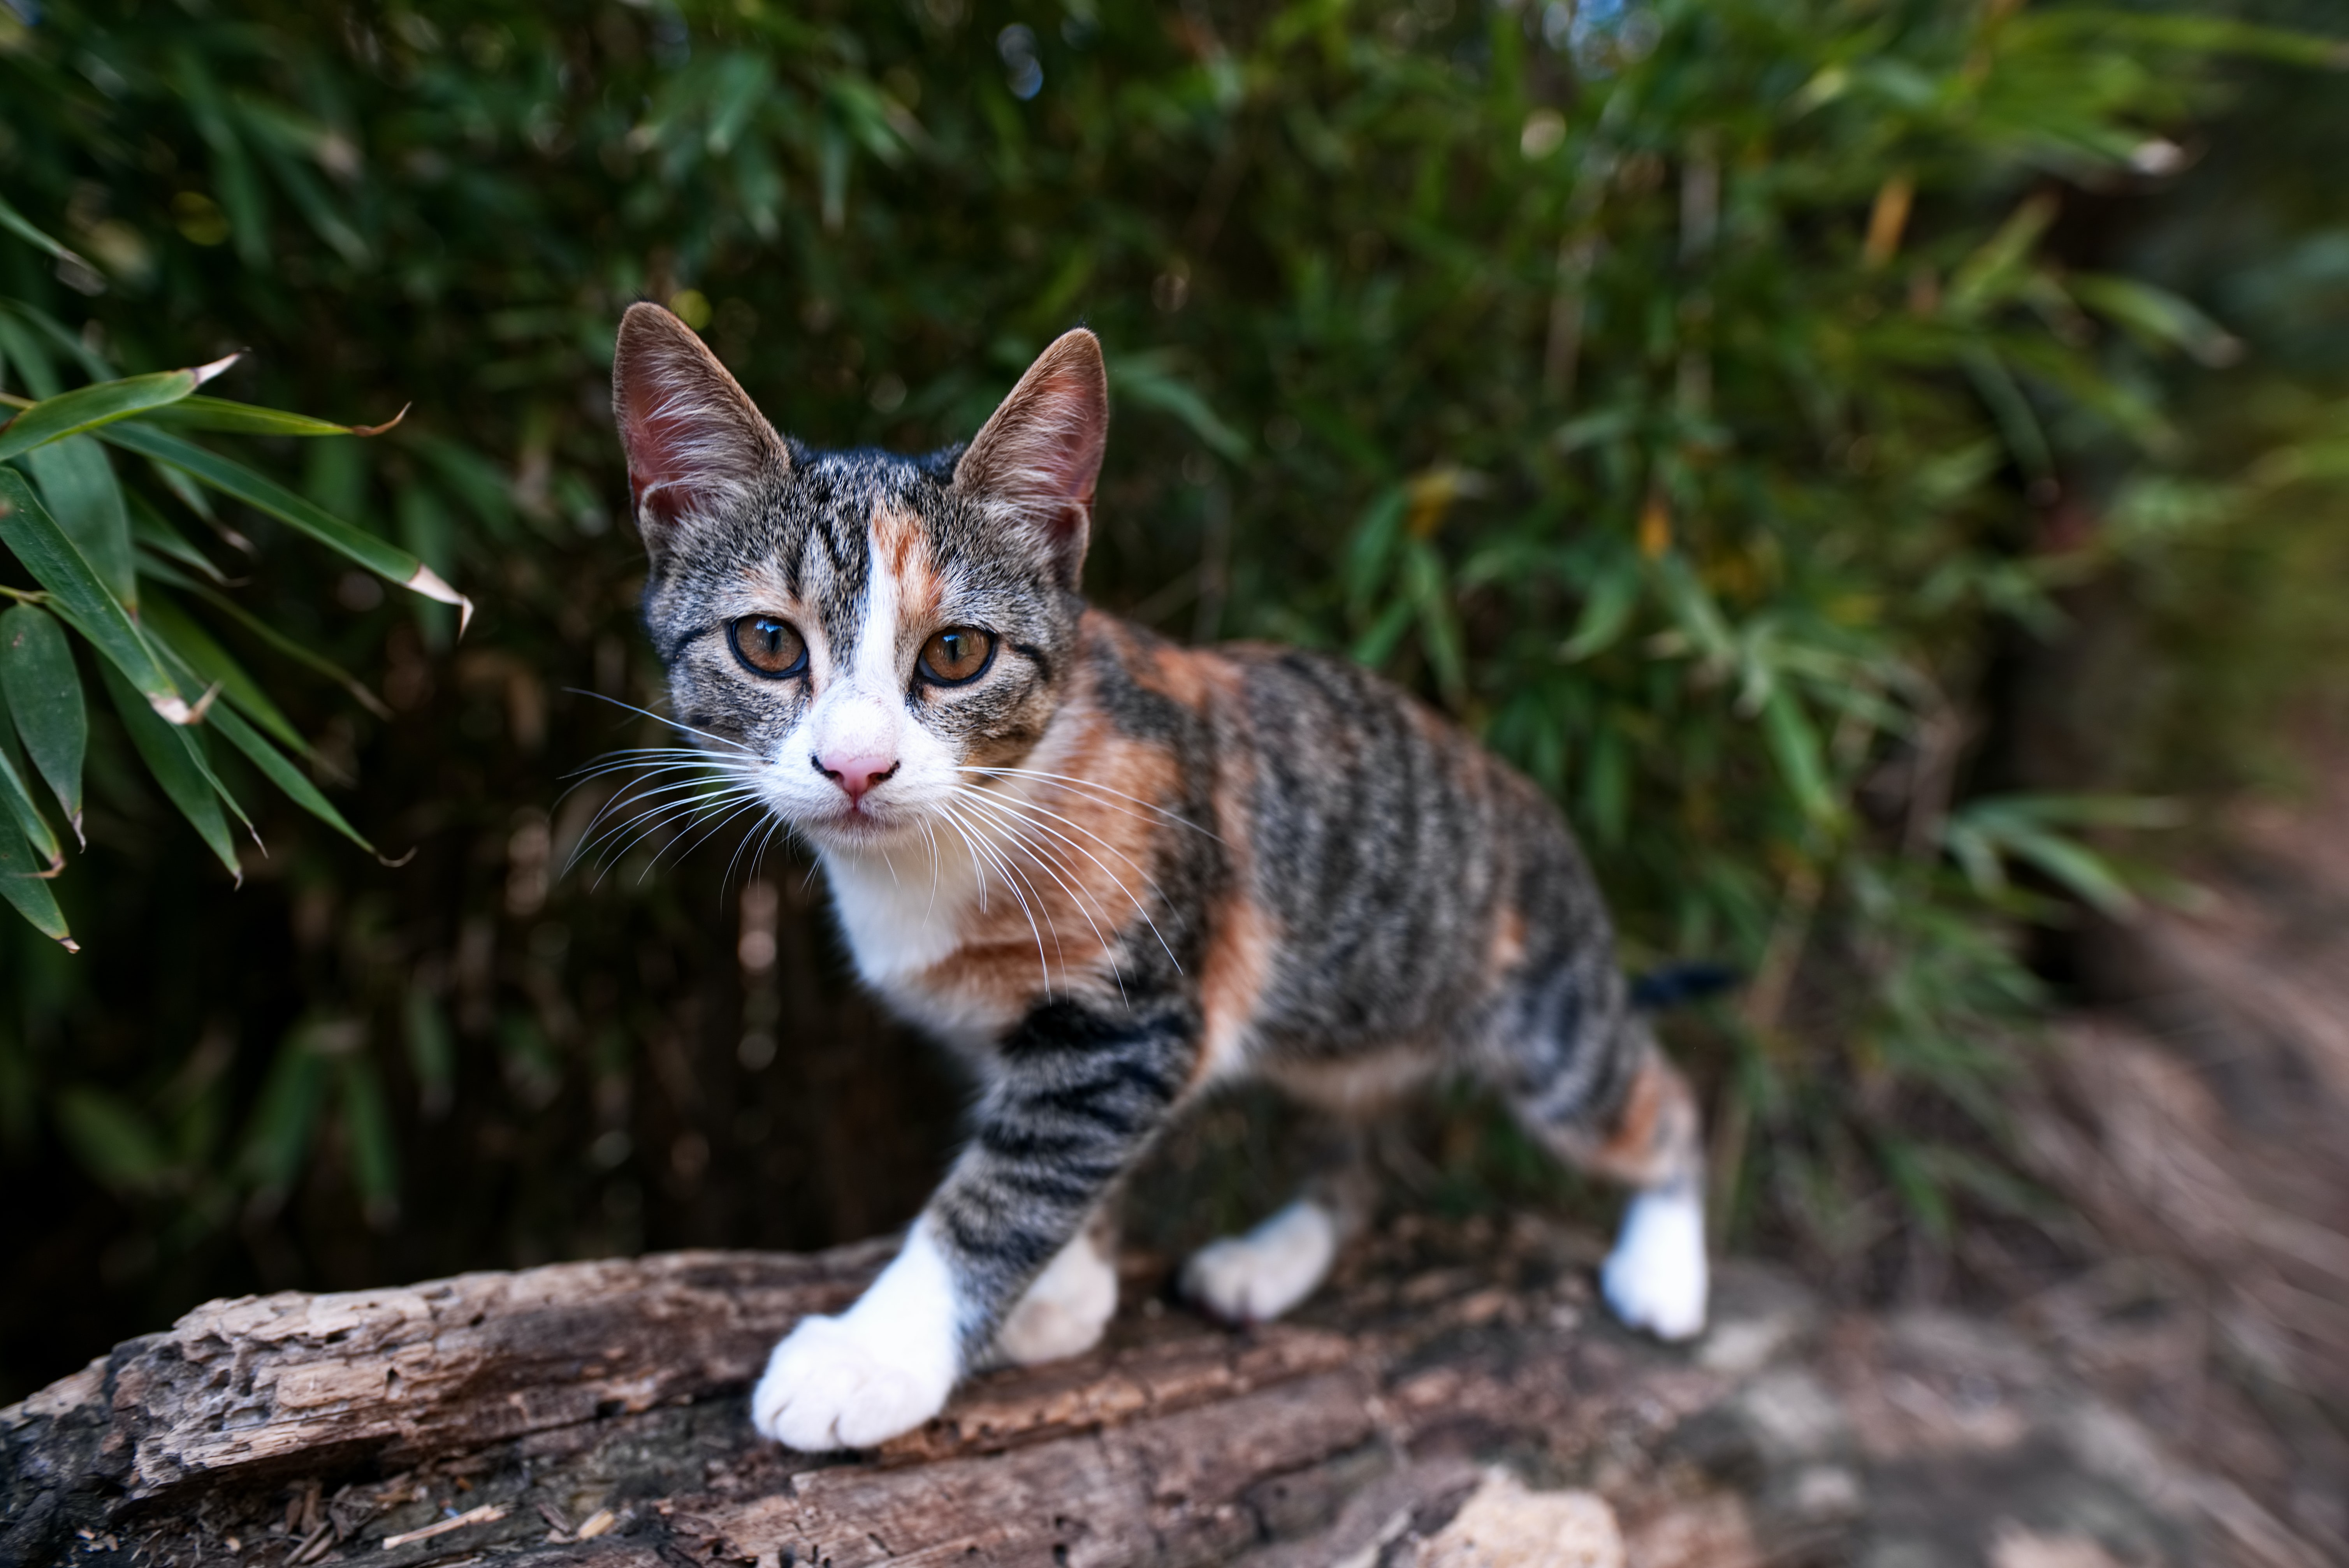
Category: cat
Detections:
[{"x1": 610, "y1": 302, "x2": 1709, "y2": 1452}]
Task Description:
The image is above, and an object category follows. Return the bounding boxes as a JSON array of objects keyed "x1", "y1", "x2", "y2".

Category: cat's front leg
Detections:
[{"x1": 752, "y1": 997, "x2": 1194, "y2": 1450}]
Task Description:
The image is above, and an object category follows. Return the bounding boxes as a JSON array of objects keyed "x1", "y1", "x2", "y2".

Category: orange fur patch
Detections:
[
  {"x1": 1264, "y1": 1048, "x2": 1437, "y2": 1117},
  {"x1": 871, "y1": 499, "x2": 941, "y2": 625},
  {"x1": 1080, "y1": 610, "x2": 1225, "y2": 712},
  {"x1": 1585, "y1": 1053, "x2": 1697, "y2": 1185},
  {"x1": 921, "y1": 693, "x2": 1178, "y2": 1016},
  {"x1": 1488, "y1": 905, "x2": 1527, "y2": 979},
  {"x1": 1196, "y1": 889, "x2": 1273, "y2": 1086},
  {"x1": 1192, "y1": 648, "x2": 1266, "y2": 1085}
]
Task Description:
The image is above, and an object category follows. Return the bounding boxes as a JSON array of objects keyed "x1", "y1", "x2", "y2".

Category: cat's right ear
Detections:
[
  {"x1": 612, "y1": 302, "x2": 786, "y2": 557},
  {"x1": 953, "y1": 329, "x2": 1109, "y2": 592}
]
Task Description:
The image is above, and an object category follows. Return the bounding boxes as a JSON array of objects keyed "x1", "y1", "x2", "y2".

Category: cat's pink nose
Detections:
[{"x1": 814, "y1": 752, "x2": 899, "y2": 802}]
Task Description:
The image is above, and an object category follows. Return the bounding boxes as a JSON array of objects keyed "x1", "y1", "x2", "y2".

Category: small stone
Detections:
[
  {"x1": 1698, "y1": 1313, "x2": 1801, "y2": 1377},
  {"x1": 1790, "y1": 1463, "x2": 1864, "y2": 1520},
  {"x1": 1414, "y1": 1469, "x2": 1623, "y2": 1568},
  {"x1": 1987, "y1": 1520, "x2": 2131, "y2": 1568},
  {"x1": 1734, "y1": 1369, "x2": 1850, "y2": 1462}
]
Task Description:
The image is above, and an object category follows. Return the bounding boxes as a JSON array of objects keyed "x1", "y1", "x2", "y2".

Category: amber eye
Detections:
[
  {"x1": 918, "y1": 627, "x2": 996, "y2": 686},
  {"x1": 730, "y1": 615, "x2": 807, "y2": 677}
]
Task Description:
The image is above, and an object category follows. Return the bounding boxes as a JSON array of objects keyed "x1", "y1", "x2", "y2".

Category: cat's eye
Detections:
[
  {"x1": 730, "y1": 615, "x2": 808, "y2": 678},
  {"x1": 918, "y1": 627, "x2": 996, "y2": 686}
]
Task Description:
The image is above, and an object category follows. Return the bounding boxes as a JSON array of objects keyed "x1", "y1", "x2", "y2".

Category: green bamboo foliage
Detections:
[
  {"x1": 0, "y1": 0, "x2": 2340, "y2": 1274},
  {"x1": 0, "y1": 210, "x2": 468, "y2": 946}
]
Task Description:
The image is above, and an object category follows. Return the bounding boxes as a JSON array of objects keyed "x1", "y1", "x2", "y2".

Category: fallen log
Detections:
[{"x1": 0, "y1": 1217, "x2": 2253, "y2": 1567}]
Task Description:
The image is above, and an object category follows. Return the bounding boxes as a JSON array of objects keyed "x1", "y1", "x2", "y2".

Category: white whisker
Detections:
[
  {"x1": 956, "y1": 765, "x2": 1219, "y2": 840},
  {"x1": 957, "y1": 783, "x2": 1186, "y2": 977},
  {"x1": 953, "y1": 790, "x2": 1130, "y2": 1006},
  {"x1": 637, "y1": 793, "x2": 775, "y2": 884},
  {"x1": 937, "y1": 807, "x2": 1052, "y2": 998},
  {"x1": 568, "y1": 777, "x2": 764, "y2": 874},
  {"x1": 584, "y1": 793, "x2": 767, "y2": 887},
  {"x1": 566, "y1": 687, "x2": 758, "y2": 754}
]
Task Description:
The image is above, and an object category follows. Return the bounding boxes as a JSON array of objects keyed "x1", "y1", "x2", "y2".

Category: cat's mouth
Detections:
[{"x1": 805, "y1": 797, "x2": 913, "y2": 846}]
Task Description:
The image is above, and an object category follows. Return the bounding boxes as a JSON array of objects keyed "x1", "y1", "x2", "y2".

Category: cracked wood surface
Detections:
[
  {"x1": 0, "y1": 1217, "x2": 2273, "y2": 1567},
  {"x1": 5, "y1": 1241, "x2": 895, "y2": 1505},
  {"x1": 2, "y1": 1222, "x2": 1740, "y2": 1566}
]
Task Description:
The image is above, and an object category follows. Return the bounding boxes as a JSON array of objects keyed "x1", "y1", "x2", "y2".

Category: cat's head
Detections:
[{"x1": 611, "y1": 302, "x2": 1107, "y2": 854}]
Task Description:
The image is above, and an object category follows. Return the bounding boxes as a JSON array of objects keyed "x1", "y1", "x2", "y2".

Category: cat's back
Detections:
[{"x1": 1078, "y1": 614, "x2": 1603, "y2": 1067}]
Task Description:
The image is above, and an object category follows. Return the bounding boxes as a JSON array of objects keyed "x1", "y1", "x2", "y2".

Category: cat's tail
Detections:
[{"x1": 1627, "y1": 961, "x2": 1742, "y2": 1013}]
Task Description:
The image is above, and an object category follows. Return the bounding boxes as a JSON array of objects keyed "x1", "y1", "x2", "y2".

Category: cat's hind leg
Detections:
[
  {"x1": 1511, "y1": 1013, "x2": 1709, "y2": 1341},
  {"x1": 990, "y1": 1208, "x2": 1120, "y2": 1367},
  {"x1": 1180, "y1": 1128, "x2": 1372, "y2": 1325}
]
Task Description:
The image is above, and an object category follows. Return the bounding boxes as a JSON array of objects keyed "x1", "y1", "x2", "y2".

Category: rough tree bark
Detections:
[{"x1": 0, "y1": 1218, "x2": 2248, "y2": 1568}]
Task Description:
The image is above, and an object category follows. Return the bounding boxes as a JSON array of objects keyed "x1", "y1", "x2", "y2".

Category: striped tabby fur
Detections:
[{"x1": 611, "y1": 304, "x2": 1709, "y2": 1452}]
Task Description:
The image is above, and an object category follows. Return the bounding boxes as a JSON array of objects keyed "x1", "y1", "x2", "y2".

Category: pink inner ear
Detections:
[
  {"x1": 956, "y1": 334, "x2": 1109, "y2": 525},
  {"x1": 611, "y1": 302, "x2": 782, "y2": 541},
  {"x1": 628, "y1": 467, "x2": 688, "y2": 533},
  {"x1": 619, "y1": 377, "x2": 705, "y2": 525},
  {"x1": 1016, "y1": 366, "x2": 1105, "y2": 508}
]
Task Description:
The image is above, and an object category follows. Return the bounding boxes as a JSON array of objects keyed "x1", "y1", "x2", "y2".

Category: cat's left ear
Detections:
[{"x1": 953, "y1": 329, "x2": 1108, "y2": 591}]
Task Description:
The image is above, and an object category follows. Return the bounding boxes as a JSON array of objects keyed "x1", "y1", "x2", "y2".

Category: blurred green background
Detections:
[{"x1": 2, "y1": 0, "x2": 2344, "y2": 1402}]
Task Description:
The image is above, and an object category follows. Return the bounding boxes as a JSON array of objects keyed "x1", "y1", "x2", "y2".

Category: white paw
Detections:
[
  {"x1": 751, "y1": 1222, "x2": 963, "y2": 1450},
  {"x1": 1601, "y1": 1186, "x2": 1709, "y2": 1341},
  {"x1": 994, "y1": 1230, "x2": 1118, "y2": 1367},
  {"x1": 1181, "y1": 1199, "x2": 1339, "y2": 1325},
  {"x1": 750, "y1": 1313, "x2": 955, "y2": 1451}
]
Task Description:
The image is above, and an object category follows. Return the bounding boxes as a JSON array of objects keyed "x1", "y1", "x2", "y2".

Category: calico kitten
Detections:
[{"x1": 611, "y1": 303, "x2": 1709, "y2": 1452}]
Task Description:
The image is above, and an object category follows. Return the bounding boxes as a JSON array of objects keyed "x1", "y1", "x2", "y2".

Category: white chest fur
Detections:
[
  {"x1": 823, "y1": 843, "x2": 978, "y2": 983},
  {"x1": 819, "y1": 838, "x2": 1007, "y2": 1047}
]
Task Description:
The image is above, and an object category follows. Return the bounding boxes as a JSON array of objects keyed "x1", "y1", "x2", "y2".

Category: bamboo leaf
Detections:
[
  {"x1": 1560, "y1": 555, "x2": 1642, "y2": 662},
  {"x1": 142, "y1": 594, "x2": 313, "y2": 756},
  {"x1": 2002, "y1": 827, "x2": 2138, "y2": 916},
  {"x1": 128, "y1": 490, "x2": 232, "y2": 584},
  {"x1": 0, "y1": 717, "x2": 61, "y2": 870},
  {"x1": 1960, "y1": 345, "x2": 2054, "y2": 484},
  {"x1": 1404, "y1": 540, "x2": 1468, "y2": 708},
  {"x1": 1349, "y1": 595, "x2": 1415, "y2": 670},
  {"x1": 0, "y1": 192, "x2": 85, "y2": 267},
  {"x1": 241, "y1": 1031, "x2": 331, "y2": 1193},
  {"x1": 0, "y1": 817, "x2": 72, "y2": 948},
  {"x1": 1948, "y1": 196, "x2": 2059, "y2": 318},
  {"x1": 0, "y1": 309, "x2": 61, "y2": 399},
  {"x1": 2068, "y1": 274, "x2": 2242, "y2": 367},
  {"x1": 149, "y1": 456, "x2": 222, "y2": 527},
  {"x1": 0, "y1": 604, "x2": 86, "y2": 833},
  {"x1": 403, "y1": 985, "x2": 455, "y2": 1119},
  {"x1": 2021, "y1": 11, "x2": 2349, "y2": 69},
  {"x1": 170, "y1": 673, "x2": 372, "y2": 853},
  {"x1": 340, "y1": 1058, "x2": 400, "y2": 1223},
  {"x1": 1761, "y1": 686, "x2": 1838, "y2": 826},
  {"x1": 0, "y1": 467, "x2": 191, "y2": 719},
  {"x1": 0, "y1": 359, "x2": 238, "y2": 461},
  {"x1": 98, "y1": 658, "x2": 244, "y2": 883},
  {"x1": 22, "y1": 435, "x2": 137, "y2": 609},
  {"x1": 141, "y1": 395, "x2": 408, "y2": 439},
  {"x1": 1343, "y1": 484, "x2": 1408, "y2": 616},
  {"x1": 55, "y1": 1086, "x2": 172, "y2": 1192},
  {"x1": 1654, "y1": 556, "x2": 1737, "y2": 663},
  {"x1": 172, "y1": 578, "x2": 393, "y2": 719},
  {"x1": 100, "y1": 422, "x2": 473, "y2": 632},
  {"x1": 171, "y1": 47, "x2": 273, "y2": 270},
  {"x1": 1108, "y1": 354, "x2": 1251, "y2": 462},
  {"x1": 1581, "y1": 724, "x2": 1630, "y2": 847},
  {"x1": 0, "y1": 299, "x2": 115, "y2": 384}
]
